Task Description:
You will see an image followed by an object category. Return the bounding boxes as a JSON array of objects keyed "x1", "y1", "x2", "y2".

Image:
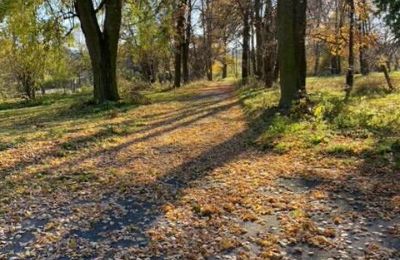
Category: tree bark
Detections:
[
  {"x1": 332, "y1": 0, "x2": 343, "y2": 75},
  {"x1": 277, "y1": 0, "x2": 307, "y2": 108},
  {"x1": 222, "y1": 63, "x2": 228, "y2": 79},
  {"x1": 174, "y1": 2, "x2": 185, "y2": 88},
  {"x1": 254, "y1": 0, "x2": 263, "y2": 79},
  {"x1": 75, "y1": 0, "x2": 121, "y2": 104},
  {"x1": 250, "y1": 15, "x2": 257, "y2": 76},
  {"x1": 345, "y1": 0, "x2": 355, "y2": 98},
  {"x1": 183, "y1": 0, "x2": 191, "y2": 83},
  {"x1": 263, "y1": 0, "x2": 276, "y2": 88},
  {"x1": 314, "y1": 43, "x2": 320, "y2": 76},
  {"x1": 359, "y1": 19, "x2": 369, "y2": 75},
  {"x1": 202, "y1": 0, "x2": 213, "y2": 81},
  {"x1": 359, "y1": 0, "x2": 369, "y2": 75},
  {"x1": 242, "y1": 8, "x2": 250, "y2": 84},
  {"x1": 313, "y1": 0, "x2": 322, "y2": 76},
  {"x1": 21, "y1": 72, "x2": 35, "y2": 99},
  {"x1": 381, "y1": 64, "x2": 394, "y2": 91}
]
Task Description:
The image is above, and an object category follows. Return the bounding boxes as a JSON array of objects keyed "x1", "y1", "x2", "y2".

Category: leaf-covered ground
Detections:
[{"x1": 0, "y1": 79, "x2": 399, "y2": 259}]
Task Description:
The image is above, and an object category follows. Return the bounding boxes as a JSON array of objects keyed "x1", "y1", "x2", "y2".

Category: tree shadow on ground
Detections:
[
  {"x1": 43, "y1": 97, "x2": 280, "y2": 256},
  {"x1": 0, "y1": 85, "x2": 249, "y2": 256},
  {"x1": 0, "y1": 83, "x2": 281, "y2": 257},
  {"x1": 2, "y1": 84, "x2": 399, "y2": 259},
  {"x1": 0, "y1": 91, "x2": 234, "y2": 178}
]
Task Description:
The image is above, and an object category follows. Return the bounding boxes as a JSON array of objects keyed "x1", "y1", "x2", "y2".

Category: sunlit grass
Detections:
[{"x1": 239, "y1": 73, "x2": 400, "y2": 170}]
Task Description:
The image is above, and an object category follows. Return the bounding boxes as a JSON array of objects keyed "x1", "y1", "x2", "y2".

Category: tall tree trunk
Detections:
[
  {"x1": 332, "y1": 0, "x2": 343, "y2": 75},
  {"x1": 183, "y1": 0, "x2": 191, "y2": 83},
  {"x1": 250, "y1": 16, "x2": 257, "y2": 76},
  {"x1": 359, "y1": 20, "x2": 369, "y2": 75},
  {"x1": 242, "y1": 8, "x2": 250, "y2": 85},
  {"x1": 277, "y1": 0, "x2": 307, "y2": 108},
  {"x1": 345, "y1": 0, "x2": 355, "y2": 98},
  {"x1": 174, "y1": 2, "x2": 185, "y2": 88},
  {"x1": 359, "y1": 0, "x2": 369, "y2": 75},
  {"x1": 313, "y1": 0, "x2": 322, "y2": 76},
  {"x1": 203, "y1": 0, "x2": 213, "y2": 81},
  {"x1": 234, "y1": 48, "x2": 238, "y2": 78},
  {"x1": 263, "y1": 0, "x2": 276, "y2": 88},
  {"x1": 254, "y1": 0, "x2": 263, "y2": 79},
  {"x1": 296, "y1": 0, "x2": 307, "y2": 95},
  {"x1": 222, "y1": 63, "x2": 228, "y2": 79},
  {"x1": 75, "y1": 0, "x2": 121, "y2": 104},
  {"x1": 314, "y1": 43, "x2": 320, "y2": 76}
]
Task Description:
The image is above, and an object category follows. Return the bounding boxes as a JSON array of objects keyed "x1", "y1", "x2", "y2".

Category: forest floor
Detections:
[{"x1": 0, "y1": 77, "x2": 399, "y2": 259}]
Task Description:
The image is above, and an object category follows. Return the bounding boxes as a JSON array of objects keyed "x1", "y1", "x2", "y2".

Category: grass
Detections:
[
  {"x1": 1, "y1": 78, "x2": 399, "y2": 259},
  {"x1": 1, "y1": 75, "x2": 398, "y2": 185},
  {"x1": 0, "y1": 81, "x2": 210, "y2": 182},
  {"x1": 239, "y1": 72, "x2": 400, "y2": 171}
]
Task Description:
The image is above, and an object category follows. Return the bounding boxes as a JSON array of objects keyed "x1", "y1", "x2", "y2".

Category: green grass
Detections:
[
  {"x1": 0, "y1": 83, "x2": 206, "y2": 198},
  {"x1": 238, "y1": 73, "x2": 400, "y2": 170},
  {"x1": 0, "y1": 92, "x2": 149, "y2": 180}
]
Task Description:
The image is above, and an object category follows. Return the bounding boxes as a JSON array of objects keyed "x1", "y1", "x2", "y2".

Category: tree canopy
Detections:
[{"x1": 375, "y1": 0, "x2": 400, "y2": 39}]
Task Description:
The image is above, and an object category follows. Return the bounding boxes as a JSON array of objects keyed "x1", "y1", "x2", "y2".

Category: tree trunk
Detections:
[
  {"x1": 254, "y1": 0, "x2": 263, "y2": 79},
  {"x1": 277, "y1": 0, "x2": 307, "y2": 108},
  {"x1": 234, "y1": 48, "x2": 239, "y2": 78},
  {"x1": 250, "y1": 17, "x2": 257, "y2": 76},
  {"x1": 222, "y1": 63, "x2": 228, "y2": 79},
  {"x1": 359, "y1": 20, "x2": 369, "y2": 75},
  {"x1": 75, "y1": 0, "x2": 121, "y2": 104},
  {"x1": 203, "y1": 0, "x2": 213, "y2": 81},
  {"x1": 242, "y1": 8, "x2": 250, "y2": 85},
  {"x1": 359, "y1": 0, "x2": 369, "y2": 75},
  {"x1": 22, "y1": 73, "x2": 35, "y2": 99},
  {"x1": 332, "y1": 0, "x2": 343, "y2": 76},
  {"x1": 381, "y1": 64, "x2": 394, "y2": 91},
  {"x1": 314, "y1": 43, "x2": 320, "y2": 76},
  {"x1": 263, "y1": 0, "x2": 276, "y2": 88},
  {"x1": 345, "y1": 0, "x2": 355, "y2": 98},
  {"x1": 174, "y1": 2, "x2": 185, "y2": 88},
  {"x1": 313, "y1": 0, "x2": 322, "y2": 76},
  {"x1": 183, "y1": 0, "x2": 191, "y2": 83}
]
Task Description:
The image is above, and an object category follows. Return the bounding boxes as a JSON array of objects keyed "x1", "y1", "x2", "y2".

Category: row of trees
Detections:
[
  {"x1": 140, "y1": 0, "x2": 399, "y2": 107},
  {"x1": 0, "y1": 0, "x2": 398, "y2": 107}
]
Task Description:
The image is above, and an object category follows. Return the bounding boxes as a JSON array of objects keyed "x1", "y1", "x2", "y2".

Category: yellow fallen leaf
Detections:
[
  {"x1": 219, "y1": 238, "x2": 237, "y2": 251},
  {"x1": 308, "y1": 235, "x2": 332, "y2": 248}
]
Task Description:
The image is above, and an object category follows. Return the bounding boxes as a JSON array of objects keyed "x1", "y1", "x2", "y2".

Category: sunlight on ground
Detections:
[{"x1": 0, "y1": 78, "x2": 399, "y2": 259}]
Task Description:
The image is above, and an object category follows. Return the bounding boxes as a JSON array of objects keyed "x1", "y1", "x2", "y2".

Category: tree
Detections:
[
  {"x1": 0, "y1": 0, "x2": 12, "y2": 20},
  {"x1": 254, "y1": 0, "x2": 263, "y2": 79},
  {"x1": 183, "y1": 0, "x2": 192, "y2": 83},
  {"x1": 262, "y1": 0, "x2": 277, "y2": 87},
  {"x1": 0, "y1": 0, "x2": 66, "y2": 99},
  {"x1": 200, "y1": 0, "x2": 214, "y2": 81},
  {"x1": 358, "y1": 0, "x2": 371, "y2": 75},
  {"x1": 174, "y1": 1, "x2": 185, "y2": 88},
  {"x1": 74, "y1": 0, "x2": 122, "y2": 103},
  {"x1": 277, "y1": 0, "x2": 307, "y2": 108},
  {"x1": 235, "y1": 0, "x2": 251, "y2": 84},
  {"x1": 374, "y1": 0, "x2": 400, "y2": 39},
  {"x1": 345, "y1": 0, "x2": 355, "y2": 98},
  {"x1": 120, "y1": 0, "x2": 174, "y2": 84}
]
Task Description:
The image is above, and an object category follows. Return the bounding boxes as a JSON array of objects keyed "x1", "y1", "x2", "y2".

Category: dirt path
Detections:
[{"x1": 0, "y1": 83, "x2": 399, "y2": 259}]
